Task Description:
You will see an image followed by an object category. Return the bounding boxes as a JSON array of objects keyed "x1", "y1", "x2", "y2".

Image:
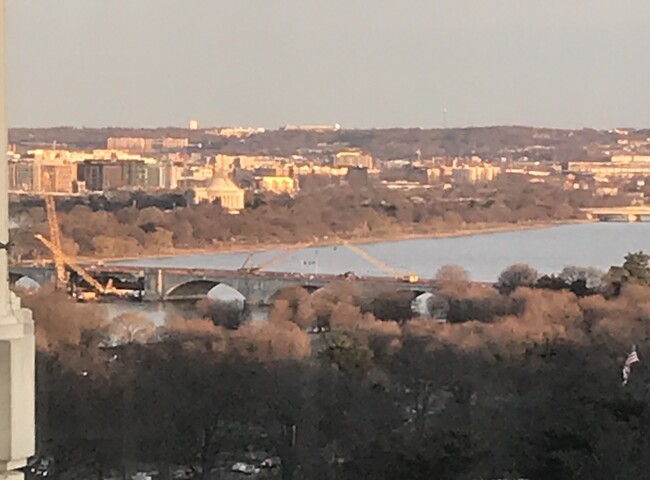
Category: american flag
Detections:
[{"x1": 622, "y1": 345, "x2": 640, "y2": 386}]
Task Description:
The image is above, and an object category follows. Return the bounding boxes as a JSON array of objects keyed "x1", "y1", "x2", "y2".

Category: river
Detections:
[
  {"x1": 110, "y1": 222, "x2": 646, "y2": 282},
  {"x1": 105, "y1": 222, "x2": 647, "y2": 322}
]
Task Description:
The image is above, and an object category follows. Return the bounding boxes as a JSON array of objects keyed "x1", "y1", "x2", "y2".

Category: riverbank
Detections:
[{"x1": 81, "y1": 218, "x2": 590, "y2": 264}]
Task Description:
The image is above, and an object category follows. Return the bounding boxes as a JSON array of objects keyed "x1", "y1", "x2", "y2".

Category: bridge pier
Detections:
[{"x1": 143, "y1": 268, "x2": 164, "y2": 302}]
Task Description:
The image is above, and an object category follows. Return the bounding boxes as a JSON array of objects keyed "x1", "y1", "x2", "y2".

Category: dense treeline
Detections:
[
  {"x1": 10, "y1": 125, "x2": 617, "y2": 161},
  {"x1": 20, "y1": 253, "x2": 650, "y2": 479},
  {"x1": 11, "y1": 175, "x2": 589, "y2": 260}
]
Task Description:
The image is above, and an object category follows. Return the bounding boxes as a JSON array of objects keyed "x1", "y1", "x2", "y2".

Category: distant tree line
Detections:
[
  {"x1": 10, "y1": 125, "x2": 619, "y2": 161},
  {"x1": 10, "y1": 175, "x2": 589, "y2": 260}
]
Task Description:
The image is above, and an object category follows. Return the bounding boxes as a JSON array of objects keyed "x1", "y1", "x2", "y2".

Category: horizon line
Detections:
[{"x1": 7, "y1": 124, "x2": 649, "y2": 132}]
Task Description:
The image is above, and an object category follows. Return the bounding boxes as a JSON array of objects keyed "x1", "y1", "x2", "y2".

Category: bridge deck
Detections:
[{"x1": 78, "y1": 264, "x2": 436, "y2": 286}]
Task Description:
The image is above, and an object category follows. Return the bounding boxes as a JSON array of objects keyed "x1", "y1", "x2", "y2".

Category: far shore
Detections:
[{"x1": 74, "y1": 219, "x2": 592, "y2": 264}]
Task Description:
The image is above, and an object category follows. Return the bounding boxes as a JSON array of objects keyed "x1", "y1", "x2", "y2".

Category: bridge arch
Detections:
[{"x1": 165, "y1": 280, "x2": 246, "y2": 303}]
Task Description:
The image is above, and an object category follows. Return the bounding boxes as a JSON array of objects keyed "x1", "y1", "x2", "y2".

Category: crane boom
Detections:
[
  {"x1": 341, "y1": 241, "x2": 419, "y2": 283},
  {"x1": 44, "y1": 195, "x2": 66, "y2": 284},
  {"x1": 341, "y1": 242, "x2": 404, "y2": 277},
  {"x1": 35, "y1": 234, "x2": 108, "y2": 294}
]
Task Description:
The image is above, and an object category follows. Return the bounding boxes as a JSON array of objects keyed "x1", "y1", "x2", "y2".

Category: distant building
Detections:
[
  {"x1": 214, "y1": 154, "x2": 285, "y2": 172},
  {"x1": 451, "y1": 164, "x2": 501, "y2": 183},
  {"x1": 107, "y1": 137, "x2": 188, "y2": 153},
  {"x1": 282, "y1": 123, "x2": 341, "y2": 132},
  {"x1": 8, "y1": 161, "x2": 34, "y2": 191},
  {"x1": 90, "y1": 149, "x2": 156, "y2": 163},
  {"x1": 77, "y1": 159, "x2": 163, "y2": 191},
  {"x1": 258, "y1": 176, "x2": 298, "y2": 194},
  {"x1": 183, "y1": 165, "x2": 214, "y2": 181},
  {"x1": 611, "y1": 153, "x2": 650, "y2": 164},
  {"x1": 333, "y1": 150, "x2": 374, "y2": 169},
  {"x1": 107, "y1": 137, "x2": 155, "y2": 153},
  {"x1": 192, "y1": 169, "x2": 245, "y2": 211},
  {"x1": 427, "y1": 167, "x2": 443, "y2": 182},
  {"x1": 567, "y1": 161, "x2": 650, "y2": 179},
  {"x1": 208, "y1": 127, "x2": 266, "y2": 138},
  {"x1": 293, "y1": 165, "x2": 349, "y2": 177},
  {"x1": 189, "y1": 120, "x2": 199, "y2": 131},
  {"x1": 121, "y1": 161, "x2": 147, "y2": 188},
  {"x1": 162, "y1": 161, "x2": 184, "y2": 190},
  {"x1": 160, "y1": 137, "x2": 189, "y2": 151},
  {"x1": 39, "y1": 164, "x2": 74, "y2": 193},
  {"x1": 78, "y1": 161, "x2": 125, "y2": 191},
  {"x1": 9, "y1": 157, "x2": 75, "y2": 193},
  {"x1": 144, "y1": 164, "x2": 164, "y2": 189}
]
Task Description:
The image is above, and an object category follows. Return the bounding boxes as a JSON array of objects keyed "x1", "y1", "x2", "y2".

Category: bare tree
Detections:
[
  {"x1": 496, "y1": 263, "x2": 539, "y2": 294},
  {"x1": 435, "y1": 264, "x2": 470, "y2": 284},
  {"x1": 435, "y1": 264, "x2": 471, "y2": 296},
  {"x1": 560, "y1": 265, "x2": 604, "y2": 290},
  {"x1": 108, "y1": 312, "x2": 157, "y2": 345}
]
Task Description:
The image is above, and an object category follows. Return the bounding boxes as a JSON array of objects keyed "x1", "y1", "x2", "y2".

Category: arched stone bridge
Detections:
[
  {"x1": 9, "y1": 264, "x2": 438, "y2": 306},
  {"x1": 136, "y1": 267, "x2": 436, "y2": 305}
]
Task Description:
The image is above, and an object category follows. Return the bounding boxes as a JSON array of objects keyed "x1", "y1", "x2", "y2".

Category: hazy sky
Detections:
[{"x1": 8, "y1": 0, "x2": 650, "y2": 129}]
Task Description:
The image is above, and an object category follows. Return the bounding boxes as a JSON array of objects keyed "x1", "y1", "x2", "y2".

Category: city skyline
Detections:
[{"x1": 8, "y1": 0, "x2": 650, "y2": 129}]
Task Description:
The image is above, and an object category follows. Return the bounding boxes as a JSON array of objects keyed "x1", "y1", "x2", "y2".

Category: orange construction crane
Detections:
[
  {"x1": 35, "y1": 234, "x2": 122, "y2": 301},
  {"x1": 35, "y1": 234, "x2": 105, "y2": 292},
  {"x1": 44, "y1": 195, "x2": 67, "y2": 285}
]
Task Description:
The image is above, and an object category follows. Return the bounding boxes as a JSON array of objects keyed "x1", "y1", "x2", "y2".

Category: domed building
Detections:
[{"x1": 192, "y1": 168, "x2": 245, "y2": 212}]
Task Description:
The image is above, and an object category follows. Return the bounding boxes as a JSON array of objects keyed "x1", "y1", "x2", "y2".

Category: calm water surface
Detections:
[{"x1": 110, "y1": 223, "x2": 648, "y2": 282}]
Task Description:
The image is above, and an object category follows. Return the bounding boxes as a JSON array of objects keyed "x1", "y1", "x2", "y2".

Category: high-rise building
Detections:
[{"x1": 78, "y1": 160, "x2": 126, "y2": 191}]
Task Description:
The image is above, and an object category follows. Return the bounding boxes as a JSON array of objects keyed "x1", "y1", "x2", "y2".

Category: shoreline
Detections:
[{"x1": 79, "y1": 219, "x2": 591, "y2": 264}]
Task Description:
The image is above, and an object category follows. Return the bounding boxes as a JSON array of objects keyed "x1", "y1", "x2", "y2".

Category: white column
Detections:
[
  {"x1": 0, "y1": 0, "x2": 7, "y2": 315},
  {"x1": 0, "y1": 0, "x2": 36, "y2": 478}
]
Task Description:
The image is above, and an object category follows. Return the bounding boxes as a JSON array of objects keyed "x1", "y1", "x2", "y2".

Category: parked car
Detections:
[{"x1": 231, "y1": 462, "x2": 260, "y2": 475}]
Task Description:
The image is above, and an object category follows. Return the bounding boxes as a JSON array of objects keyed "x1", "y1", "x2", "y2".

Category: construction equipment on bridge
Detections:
[
  {"x1": 35, "y1": 234, "x2": 96, "y2": 299},
  {"x1": 34, "y1": 234, "x2": 133, "y2": 301},
  {"x1": 44, "y1": 195, "x2": 67, "y2": 286},
  {"x1": 37, "y1": 195, "x2": 129, "y2": 301},
  {"x1": 341, "y1": 241, "x2": 419, "y2": 283}
]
